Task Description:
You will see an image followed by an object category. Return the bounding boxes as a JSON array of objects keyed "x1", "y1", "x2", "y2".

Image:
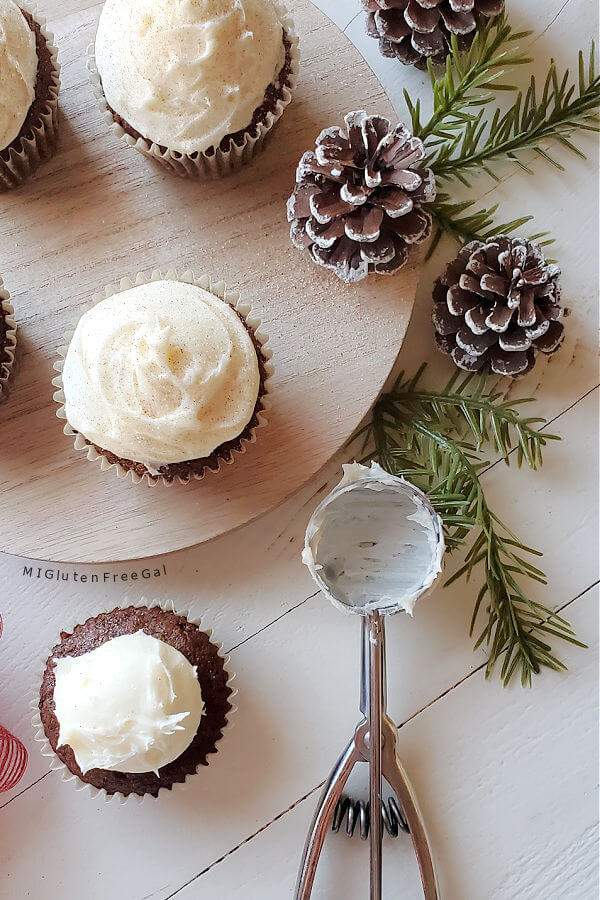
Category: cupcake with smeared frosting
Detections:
[
  {"x1": 89, "y1": 0, "x2": 299, "y2": 178},
  {"x1": 37, "y1": 604, "x2": 233, "y2": 798},
  {"x1": 0, "y1": 0, "x2": 60, "y2": 190},
  {"x1": 53, "y1": 271, "x2": 271, "y2": 484}
]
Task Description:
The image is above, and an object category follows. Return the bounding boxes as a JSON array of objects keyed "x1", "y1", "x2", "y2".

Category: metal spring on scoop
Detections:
[{"x1": 332, "y1": 795, "x2": 409, "y2": 840}]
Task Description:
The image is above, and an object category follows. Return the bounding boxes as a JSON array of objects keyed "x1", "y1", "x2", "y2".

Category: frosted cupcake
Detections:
[
  {"x1": 90, "y1": 0, "x2": 299, "y2": 177},
  {"x1": 37, "y1": 605, "x2": 232, "y2": 798},
  {"x1": 54, "y1": 274, "x2": 270, "y2": 484},
  {"x1": 0, "y1": 277, "x2": 17, "y2": 400},
  {"x1": 0, "y1": 0, "x2": 60, "y2": 190}
]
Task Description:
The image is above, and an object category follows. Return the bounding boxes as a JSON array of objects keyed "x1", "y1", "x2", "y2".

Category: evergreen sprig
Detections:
[
  {"x1": 358, "y1": 366, "x2": 585, "y2": 686},
  {"x1": 424, "y1": 192, "x2": 547, "y2": 258},
  {"x1": 405, "y1": 15, "x2": 600, "y2": 247},
  {"x1": 430, "y1": 46, "x2": 600, "y2": 183},
  {"x1": 404, "y1": 15, "x2": 533, "y2": 144}
]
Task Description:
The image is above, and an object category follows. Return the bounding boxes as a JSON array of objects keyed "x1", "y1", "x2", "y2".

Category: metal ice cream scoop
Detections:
[{"x1": 295, "y1": 462, "x2": 444, "y2": 900}]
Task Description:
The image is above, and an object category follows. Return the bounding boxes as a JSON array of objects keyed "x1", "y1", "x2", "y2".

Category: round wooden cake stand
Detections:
[{"x1": 0, "y1": 0, "x2": 419, "y2": 563}]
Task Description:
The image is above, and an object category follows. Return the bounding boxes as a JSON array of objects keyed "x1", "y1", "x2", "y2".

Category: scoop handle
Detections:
[
  {"x1": 294, "y1": 738, "x2": 361, "y2": 900},
  {"x1": 382, "y1": 727, "x2": 439, "y2": 900},
  {"x1": 365, "y1": 612, "x2": 384, "y2": 900}
]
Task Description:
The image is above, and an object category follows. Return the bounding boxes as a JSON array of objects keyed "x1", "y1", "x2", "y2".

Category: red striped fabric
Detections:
[
  {"x1": 0, "y1": 724, "x2": 28, "y2": 793},
  {"x1": 0, "y1": 614, "x2": 29, "y2": 792}
]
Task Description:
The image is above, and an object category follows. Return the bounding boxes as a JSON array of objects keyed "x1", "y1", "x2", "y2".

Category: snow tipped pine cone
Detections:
[
  {"x1": 363, "y1": 0, "x2": 505, "y2": 69},
  {"x1": 432, "y1": 237, "x2": 565, "y2": 377},
  {"x1": 286, "y1": 110, "x2": 436, "y2": 284}
]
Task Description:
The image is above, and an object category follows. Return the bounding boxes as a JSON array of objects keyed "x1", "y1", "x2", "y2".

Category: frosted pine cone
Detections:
[
  {"x1": 286, "y1": 110, "x2": 436, "y2": 284},
  {"x1": 432, "y1": 237, "x2": 565, "y2": 377},
  {"x1": 363, "y1": 0, "x2": 505, "y2": 69}
]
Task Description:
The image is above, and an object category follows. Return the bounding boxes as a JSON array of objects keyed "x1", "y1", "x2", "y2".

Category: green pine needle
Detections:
[
  {"x1": 356, "y1": 366, "x2": 585, "y2": 687},
  {"x1": 424, "y1": 193, "x2": 549, "y2": 257},
  {"x1": 406, "y1": 15, "x2": 533, "y2": 143},
  {"x1": 412, "y1": 15, "x2": 600, "y2": 247},
  {"x1": 430, "y1": 49, "x2": 600, "y2": 182}
]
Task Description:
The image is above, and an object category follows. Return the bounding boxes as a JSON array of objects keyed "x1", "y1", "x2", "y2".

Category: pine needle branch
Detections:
[
  {"x1": 412, "y1": 20, "x2": 599, "y2": 247},
  {"x1": 431, "y1": 46, "x2": 600, "y2": 183},
  {"x1": 356, "y1": 366, "x2": 584, "y2": 686},
  {"x1": 425, "y1": 193, "x2": 552, "y2": 255},
  {"x1": 406, "y1": 14, "x2": 532, "y2": 143}
]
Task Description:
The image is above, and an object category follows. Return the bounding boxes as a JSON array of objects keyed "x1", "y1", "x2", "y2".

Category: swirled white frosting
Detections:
[
  {"x1": 95, "y1": 0, "x2": 286, "y2": 154},
  {"x1": 0, "y1": 0, "x2": 37, "y2": 151},
  {"x1": 53, "y1": 631, "x2": 204, "y2": 775},
  {"x1": 62, "y1": 280, "x2": 261, "y2": 469}
]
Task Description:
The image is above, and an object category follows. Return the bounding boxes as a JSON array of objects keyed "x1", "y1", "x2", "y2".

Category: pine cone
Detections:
[
  {"x1": 432, "y1": 237, "x2": 565, "y2": 377},
  {"x1": 286, "y1": 110, "x2": 436, "y2": 283},
  {"x1": 363, "y1": 0, "x2": 505, "y2": 69}
]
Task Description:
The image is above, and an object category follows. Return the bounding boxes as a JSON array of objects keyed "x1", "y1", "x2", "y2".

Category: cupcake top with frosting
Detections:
[
  {"x1": 95, "y1": 0, "x2": 286, "y2": 154},
  {"x1": 53, "y1": 631, "x2": 204, "y2": 774},
  {"x1": 61, "y1": 279, "x2": 261, "y2": 470},
  {"x1": 0, "y1": 0, "x2": 37, "y2": 151}
]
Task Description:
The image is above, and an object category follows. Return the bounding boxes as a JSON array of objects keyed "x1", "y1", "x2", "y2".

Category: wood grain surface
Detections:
[{"x1": 0, "y1": 0, "x2": 419, "y2": 563}]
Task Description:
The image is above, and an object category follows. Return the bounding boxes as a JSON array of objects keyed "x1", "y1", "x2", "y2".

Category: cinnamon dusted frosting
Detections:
[
  {"x1": 0, "y1": 0, "x2": 37, "y2": 151},
  {"x1": 95, "y1": 0, "x2": 286, "y2": 154},
  {"x1": 61, "y1": 280, "x2": 261, "y2": 469},
  {"x1": 53, "y1": 631, "x2": 204, "y2": 775}
]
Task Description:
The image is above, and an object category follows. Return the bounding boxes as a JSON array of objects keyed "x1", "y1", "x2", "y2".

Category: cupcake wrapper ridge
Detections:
[
  {"x1": 0, "y1": 1, "x2": 61, "y2": 191},
  {"x1": 31, "y1": 596, "x2": 237, "y2": 805},
  {"x1": 86, "y1": 0, "x2": 299, "y2": 179},
  {"x1": 52, "y1": 268, "x2": 273, "y2": 486},
  {"x1": 0, "y1": 278, "x2": 17, "y2": 400}
]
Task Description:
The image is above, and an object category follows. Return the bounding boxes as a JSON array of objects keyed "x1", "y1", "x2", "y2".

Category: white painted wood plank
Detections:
[
  {"x1": 1, "y1": 389, "x2": 597, "y2": 899},
  {"x1": 178, "y1": 587, "x2": 599, "y2": 899},
  {"x1": 346, "y1": 0, "x2": 599, "y2": 422}
]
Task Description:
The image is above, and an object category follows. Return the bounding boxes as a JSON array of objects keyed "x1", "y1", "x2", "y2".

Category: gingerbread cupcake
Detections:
[
  {"x1": 88, "y1": 0, "x2": 299, "y2": 177},
  {"x1": 36, "y1": 603, "x2": 233, "y2": 799},
  {"x1": 0, "y1": 0, "x2": 60, "y2": 190},
  {"x1": 53, "y1": 271, "x2": 272, "y2": 484}
]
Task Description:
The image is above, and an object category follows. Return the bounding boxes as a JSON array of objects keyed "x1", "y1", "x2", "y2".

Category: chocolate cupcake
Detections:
[
  {"x1": 0, "y1": 0, "x2": 60, "y2": 191},
  {"x1": 0, "y1": 277, "x2": 17, "y2": 400},
  {"x1": 88, "y1": 0, "x2": 299, "y2": 178},
  {"x1": 36, "y1": 604, "x2": 233, "y2": 799},
  {"x1": 53, "y1": 270, "x2": 272, "y2": 485}
]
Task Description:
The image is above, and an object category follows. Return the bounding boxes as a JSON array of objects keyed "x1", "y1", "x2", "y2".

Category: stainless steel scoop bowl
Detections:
[{"x1": 295, "y1": 463, "x2": 444, "y2": 900}]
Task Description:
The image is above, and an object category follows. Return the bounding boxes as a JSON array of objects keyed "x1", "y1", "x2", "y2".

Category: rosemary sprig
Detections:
[{"x1": 358, "y1": 366, "x2": 585, "y2": 685}]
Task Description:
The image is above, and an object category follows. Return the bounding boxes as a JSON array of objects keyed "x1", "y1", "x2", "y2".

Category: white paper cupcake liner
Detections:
[
  {"x1": 52, "y1": 268, "x2": 274, "y2": 486},
  {"x1": 0, "y1": 278, "x2": 17, "y2": 401},
  {"x1": 0, "y1": 2, "x2": 60, "y2": 191},
  {"x1": 31, "y1": 597, "x2": 237, "y2": 806},
  {"x1": 86, "y1": 0, "x2": 299, "y2": 179}
]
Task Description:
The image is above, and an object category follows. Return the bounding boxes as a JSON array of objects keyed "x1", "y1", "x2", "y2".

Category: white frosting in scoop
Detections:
[
  {"x1": 95, "y1": 0, "x2": 286, "y2": 154},
  {"x1": 53, "y1": 631, "x2": 204, "y2": 775},
  {"x1": 62, "y1": 280, "x2": 260, "y2": 470},
  {"x1": 0, "y1": 0, "x2": 37, "y2": 151},
  {"x1": 303, "y1": 462, "x2": 445, "y2": 615}
]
